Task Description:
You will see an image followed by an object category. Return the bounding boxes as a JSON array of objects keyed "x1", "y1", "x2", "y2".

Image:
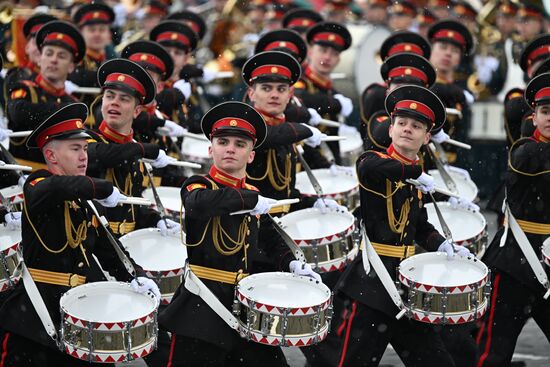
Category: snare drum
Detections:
[
  {"x1": 141, "y1": 186, "x2": 184, "y2": 221},
  {"x1": 295, "y1": 168, "x2": 359, "y2": 209},
  {"x1": 277, "y1": 207, "x2": 359, "y2": 273},
  {"x1": 398, "y1": 252, "x2": 490, "y2": 325},
  {"x1": 424, "y1": 202, "x2": 488, "y2": 256},
  {"x1": 0, "y1": 226, "x2": 22, "y2": 292},
  {"x1": 339, "y1": 130, "x2": 363, "y2": 167},
  {"x1": 181, "y1": 138, "x2": 211, "y2": 175},
  {"x1": 60, "y1": 281, "x2": 158, "y2": 363},
  {"x1": 235, "y1": 272, "x2": 332, "y2": 347},
  {"x1": 428, "y1": 169, "x2": 478, "y2": 203},
  {"x1": 0, "y1": 185, "x2": 24, "y2": 211},
  {"x1": 120, "y1": 228, "x2": 187, "y2": 305}
]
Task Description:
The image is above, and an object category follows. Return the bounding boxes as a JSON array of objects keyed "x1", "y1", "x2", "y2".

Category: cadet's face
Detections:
[
  {"x1": 308, "y1": 44, "x2": 341, "y2": 76},
  {"x1": 25, "y1": 37, "x2": 41, "y2": 66},
  {"x1": 40, "y1": 45, "x2": 75, "y2": 82},
  {"x1": 516, "y1": 18, "x2": 543, "y2": 41},
  {"x1": 101, "y1": 89, "x2": 141, "y2": 131},
  {"x1": 81, "y1": 24, "x2": 111, "y2": 52},
  {"x1": 389, "y1": 116, "x2": 431, "y2": 155},
  {"x1": 365, "y1": 6, "x2": 387, "y2": 25},
  {"x1": 430, "y1": 41, "x2": 461, "y2": 73},
  {"x1": 248, "y1": 82, "x2": 292, "y2": 116},
  {"x1": 388, "y1": 14, "x2": 413, "y2": 31},
  {"x1": 44, "y1": 139, "x2": 88, "y2": 176},
  {"x1": 166, "y1": 46, "x2": 189, "y2": 76},
  {"x1": 533, "y1": 105, "x2": 550, "y2": 139},
  {"x1": 209, "y1": 136, "x2": 255, "y2": 177}
]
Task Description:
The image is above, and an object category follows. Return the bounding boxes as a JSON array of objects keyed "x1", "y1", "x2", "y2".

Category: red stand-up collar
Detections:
[
  {"x1": 209, "y1": 165, "x2": 247, "y2": 189},
  {"x1": 304, "y1": 64, "x2": 333, "y2": 90},
  {"x1": 534, "y1": 128, "x2": 550, "y2": 143},
  {"x1": 26, "y1": 61, "x2": 40, "y2": 74},
  {"x1": 387, "y1": 143, "x2": 420, "y2": 165},
  {"x1": 86, "y1": 49, "x2": 106, "y2": 63},
  {"x1": 98, "y1": 120, "x2": 134, "y2": 144},
  {"x1": 256, "y1": 109, "x2": 286, "y2": 126},
  {"x1": 35, "y1": 73, "x2": 66, "y2": 97}
]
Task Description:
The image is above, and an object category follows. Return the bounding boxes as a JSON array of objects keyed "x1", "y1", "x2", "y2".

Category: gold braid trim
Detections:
[
  {"x1": 247, "y1": 149, "x2": 292, "y2": 193},
  {"x1": 109, "y1": 168, "x2": 136, "y2": 221},
  {"x1": 508, "y1": 137, "x2": 550, "y2": 177},
  {"x1": 385, "y1": 180, "x2": 410, "y2": 235},
  {"x1": 358, "y1": 180, "x2": 401, "y2": 199}
]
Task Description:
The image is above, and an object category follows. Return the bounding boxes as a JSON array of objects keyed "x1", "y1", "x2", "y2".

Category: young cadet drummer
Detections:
[
  {"x1": 7, "y1": 20, "x2": 84, "y2": 170},
  {"x1": 0, "y1": 103, "x2": 159, "y2": 366},
  {"x1": 151, "y1": 102, "x2": 320, "y2": 367},
  {"x1": 85, "y1": 58, "x2": 180, "y2": 237},
  {"x1": 476, "y1": 73, "x2": 550, "y2": 366},
  {"x1": 333, "y1": 85, "x2": 471, "y2": 367}
]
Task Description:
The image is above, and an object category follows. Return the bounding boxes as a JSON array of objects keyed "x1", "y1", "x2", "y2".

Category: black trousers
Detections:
[
  {"x1": 475, "y1": 271, "x2": 550, "y2": 367},
  {"x1": 145, "y1": 329, "x2": 289, "y2": 367},
  {"x1": 0, "y1": 332, "x2": 114, "y2": 367},
  {"x1": 331, "y1": 297, "x2": 456, "y2": 367},
  {"x1": 438, "y1": 323, "x2": 479, "y2": 367}
]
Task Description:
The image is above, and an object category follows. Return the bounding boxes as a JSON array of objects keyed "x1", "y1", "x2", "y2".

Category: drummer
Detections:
[
  {"x1": 332, "y1": 85, "x2": 471, "y2": 367},
  {"x1": 476, "y1": 73, "x2": 550, "y2": 366},
  {"x1": 150, "y1": 101, "x2": 320, "y2": 366},
  {"x1": 0, "y1": 103, "x2": 159, "y2": 366},
  {"x1": 85, "y1": 58, "x2": 180, "y2": 237}
]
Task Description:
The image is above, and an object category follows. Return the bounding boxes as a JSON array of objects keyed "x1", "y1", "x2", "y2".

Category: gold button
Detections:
[{"x1": 69, "y1": 274, "x2": 80, "y2": 287}]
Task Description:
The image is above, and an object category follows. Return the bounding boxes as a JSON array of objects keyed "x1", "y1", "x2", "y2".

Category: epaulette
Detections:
[
  {"x1": 29, "y1": 177, "x2": 45, "y2": 186},
  {"x1": 505, "y1": 88, "x2": 524, "y2": 101},
  {"x1": 368, "y1": 150, "x2": 391, "y2": 159},
  {"x1": 243, "y1": 183, "x2": 259, "y2": 192},
  {"x1": 184, "y1": 175, "x2": 213, "y2": 192},
  {"x1": 293, "y1": 80, "x2": 306, "y2": 89}
]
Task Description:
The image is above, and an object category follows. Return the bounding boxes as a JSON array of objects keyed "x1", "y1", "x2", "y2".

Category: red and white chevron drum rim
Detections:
[
  {"x1": 64, "y1": 338, "x2": 156, "y2": 363},
  {"x1": 313, "y1": 243, "x2": 359, "y2": 273},
  {"x1": 238, "y1": 323, "x2": 330, "y2": 347}
]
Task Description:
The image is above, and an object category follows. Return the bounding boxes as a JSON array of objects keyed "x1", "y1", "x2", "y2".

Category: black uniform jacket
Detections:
[{"x1": 158, "y1": 166, "x2": 294, "y2": 350}]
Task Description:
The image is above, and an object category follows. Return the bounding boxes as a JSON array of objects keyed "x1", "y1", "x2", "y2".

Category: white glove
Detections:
[
  {"x1": 157, "y1": 218, "x2": 181, "y2": 236},
  {"x1": 64, "y1": 80, "x2": 79, "y2": 95},
  {"x1": 329, "y1": 164, "x2": 355, "y2": 177},
  {"x1": 4, "y1": 212, "x2": 22, "y2": 230},
  {"x1": 307, "y1": 108, "x2": 322, "y2": 126},
  {"x1": 173, "y1": 79, "x2": 192, "y2": 100},
  {"x1": 97, "y1": 187, "x2": 127, "y2": 207},
  {"x1": 113, "y1": 3, "x2": 128, "y2": 28},
  {"x1": 289, "y1": 260, "x2": 322, "y2": 282},
  {"x1": 444, "y1": 165, "x2": 471, "y2": 180},
  {"x1": 151, "y1": 150, "x2": 177, "y2": 168},
  {"x1": 474, "y1": 55, "x2": 499, "y2": 84},
  {"x1": 302, "y1": 124, "x2": 326, "y2": 147},
  {"x1": 338, "y1": 123, "x2": 358, "y2": 136},
  {"x1": 250, "y1": 195, "x2": 277, "y2": 215},
  {"x1": 431, "y1": 130, "x2": 450, "y2": 144},
  {"x1": 243, "y1": 33, "x2": 260, "y2": 44},
  {"x1": 163, "y1": 120, "x2": 187, "y2": 137},
  {"x1": 17, "y1": 174, "x2": 28, "y2": 187},
  {"x1": 463, "y1": 90, "x2": 475, "y2": 105},
  {"x1": 438, "y1": 239, "x2": 471, "y2": 259},
  {"x1": 415, "y1": 172, "x2": 435, "y2": 194},
  {"x1": 130, "y1": 277, "x2": 161, "y2": 301},
  {"x1": 334, "y1": 94, "x2": 353, "y2": 117},
  {"x1": 201, "y1": 69, "x2": 218, "y2": 83},
  {"x1": 313, "y1": 198, "x2": 346, "y2": 214},
  {"x1": 448, "y1": 196, "x2": 480, "y2": 212},
  {"x1": 0, "y1": 128, "x2": 12, "y2": 141}
]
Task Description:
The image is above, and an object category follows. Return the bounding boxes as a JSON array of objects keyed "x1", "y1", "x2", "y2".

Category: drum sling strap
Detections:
[{"x1": 500, "y1": 199, "x2": 550, "y2": 299}]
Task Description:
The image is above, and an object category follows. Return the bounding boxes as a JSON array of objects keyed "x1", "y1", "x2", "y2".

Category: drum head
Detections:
[
  {"x1": 0, "y1": 185, "x2": 24, "y2": 204},
  {"x1": 181, "y1": 138, "x2": 211, "y2": 159},
  {"x1": 60, "y1": 282, "x2": 157, "y2": 323},
  {"x1": 238, "y1": 272, "x2": 330, "y2": 308},
  {"x1": 424, "y1": 202, "x2": 486, "y2": 243},
  {"x1": 120, "y1": 228, "x2": 187, "y2": 272},
  {"x1": 428, "y1": 169, "x2": 478, "y2": 202},
  {"x1": 400, "y1": 252, "x2": 488, "y2": 289},
  {"x1": 295, "y1": 169, "x2": 358, "y2": 197},
  {"x1": 0, "y1": 226, "x2": 21, "y2": 251},
  {"x1": 339, "y1": 128, "x2": 363, "y2": 156},
  {"x1": 278, "y1": 207, "x2": 354, "y2": 242},
  {"x1": 142, "y1": 187, "x2": 183, "y2": 213}
]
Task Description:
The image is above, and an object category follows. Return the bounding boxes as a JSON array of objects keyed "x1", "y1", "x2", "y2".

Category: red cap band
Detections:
[
  {"x1": 44, "y1": 33, "x2": 78, "y2": 54},
  {"x1": 250, "y1": 64, "x2": 292, "y2": 81},
  {"x1": 388, "y1": 43, "x2": 424, "y2": 57},
  {"x1": 37, "y1": 119, "x2": 84, "y2": 149},
  {"x1": 394, "y1": 99, "x2": 435, "y2": 123},
  {"x1": 518, "y1": 8, "x2": 542, "y2": 18},
  {"x1": 264, "y1": 41, "x2": 300, "y2": 54},
  {"x1": 146, "y1": 5, "x2": 167, "y2": 16},
  {"x1": 312, "y1": 32, "x2": 345, "y2": 47},
  {"x1": 454, "y1": 5, "x2": 476, "y2": 18},
  {"x1": 156, "y1": 31, "x2": 191, "y2": 48},
  {"x1": 388, "y1": 66, "x2": 428, "y2": 84},
  {"x1": 129, "y1": 53, "x2": 166, "y2": 74},
  {"x1": 211, "y1": 118, "x2": 256, "y2": 139},
  {"x1": 105, "y1": 72, "x2": 146, "y2": 98},
  {"x1": 390, "y1": 3, "x2": 415, "y2": 16},
  {"x1": 432, "y1": 29, "x2": 466, "y2": 48},
  {"x1": 500, "y1": 4, "x2": 517, "y2": 15},
  {"x1": 288, "y1": 18, "x2": 315, "y2": 28},
  {"x1": 183, "y1": 20, "x2": 201, "y2": 35},
  {"x1": 29, "y1": 24, "x2": 43, "y2": 35},
  {"x1": 528, "y1": 45, "x2": 550, "y2": 65},
  {"x1": 534, "y1": 87, "x2": 550, "y2": 103},
  {"x1": 79, "y1": 11, "x2": 111, "y2": 25}
]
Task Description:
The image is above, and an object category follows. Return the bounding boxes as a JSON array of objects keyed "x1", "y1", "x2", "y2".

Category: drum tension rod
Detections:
[
  {"x1": 87, "y1": 320, "x2": 94, "y2": 363},
  {"x1": 0, "y1": 252, "x2": 14, "y2": 289},
  {"x1": 125, "y1": 321, "x2": 134, "y2": 361},
  {"x1": 281, "y1": 308, "x2": 289, "y2": 347},
  {"x1": 441, "y1": 287, "x2": 448, "y2": 325}
]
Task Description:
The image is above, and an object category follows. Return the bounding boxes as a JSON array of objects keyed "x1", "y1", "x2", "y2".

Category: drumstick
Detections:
[
  {"x1": 214, "y1": 71, "x2": 234, "y2": 79},
  {"x1": 230, "y1": 198, "x2": 300, "y2": 215},
  {"x1": 330, "y1": 72, "x2": 347, "y2": 80},
  {"x1": 8, "y1": 130, "x2": 32, "y2": 138},
  {"x1": 321, "y1": 135, "x2": 347, "y2": 142},
  {"x1": 446, "y1": 138, "x2": 472, "y2": 150},
  {"x1": 118, "y1": 196, "x2": 153, "y2": 206},
  {"x1": 74, "y1": 87, "x2": 101, "y2": 95},
  {"x1": 319, "y1": 119, "x2": 341, "y2": 128},
  {"x1": 157, "y1": 127, "x2": 210, "y2": 142},
  {"x1": 405, "y1": 179, "x2": 461, "y2": 198},
  {"x1": 445, "y1": 108, "x2": 463, "y2": 119},
  {"x1": 0, "y1": 164, "x2": 32, "y2": 172},
  {"x1": 141, "y1": 158, "x2": 202, "y2": 169}
]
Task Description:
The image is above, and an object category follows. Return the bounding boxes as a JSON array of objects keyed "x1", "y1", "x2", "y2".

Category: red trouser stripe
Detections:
[
  {"x1": 336, "y1": 308, "x2": 349, "y2": 337},
  {"x1": 0, "y1": 332, "x2": 10, "y2": 367},
  {"x1": 166, "y1": 333, "x2": 177, "y2": 367},
  {"x1": 476, "y1": 273, "x2": 502, "y2": 367},
  {"x1": 338, "y1": 300, "x2": 358, "y2": 367}
]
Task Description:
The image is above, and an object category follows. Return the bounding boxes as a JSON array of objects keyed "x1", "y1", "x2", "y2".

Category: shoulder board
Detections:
[
  {"x1": 243, "y1": 183, "x2": 259, "y2": 192},
  {"x1": 184, "y1": 175, "x2": 214, "y2": 191},
  {"x1": 186, "y1": 183, "x2": 207, "y2": 192},
  {"x1": 293, "y1": 80, "x2": 306, "y2": 89},
  {"x1": 505, "y1": 88, "x2": 524, "y2": 101},
  {"x1": 10, "y1": 88, "x2": 27, "y2": 100},
  {"x1": 368, "y1": 150, "x2": 390, "y2": 159},
  {"x1": 29, "y1": 177, "x2": 45, "y2": 186}
]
